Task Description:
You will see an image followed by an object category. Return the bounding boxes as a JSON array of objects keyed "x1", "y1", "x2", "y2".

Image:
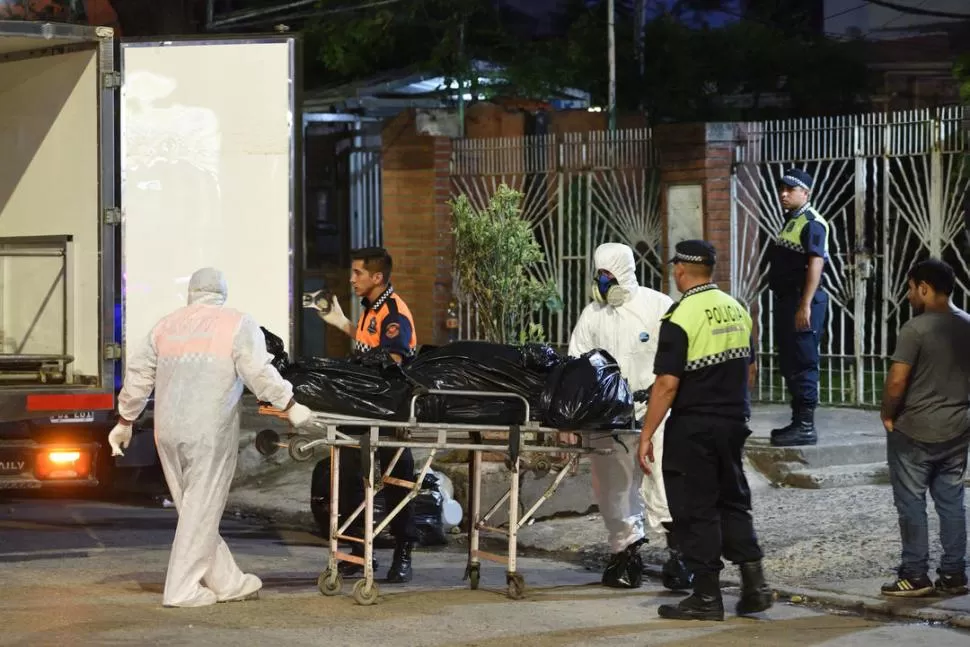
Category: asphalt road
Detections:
[{"x1": 1, "y1": 494, "x2": 969, "y2": 647}]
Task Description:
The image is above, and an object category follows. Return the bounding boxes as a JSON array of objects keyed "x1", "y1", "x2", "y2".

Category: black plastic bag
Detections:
[
  {"x1": 540, "y1": 349, "x2": 635, "y2": 430},
  {"x1": 310, "y1": 460, "x2": 447, "y2": 548},
  {"x1": 310, "y1": 459, "x2": 396, "y2": 548},
  {"x1": 412, "y1": 472, "x2": 448, "y2": 547},
  {"x1": 282, "y1": 354, "x2": 413, "y2": 420},
  {"x1": 406, "y1": 341, "x2": 562, "y2": 425},
  {"x1": 521, "y1": 343, "x2": 566, "y2": 372},
  {"x1": 261, "y1": 326, "x2": 291, "y2": 374}
]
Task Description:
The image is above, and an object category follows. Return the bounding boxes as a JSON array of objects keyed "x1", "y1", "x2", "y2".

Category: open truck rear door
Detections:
[
  {"x1": 118, "y1": 35, "x2": 301, "y2": 369},
  {"x1": 0, "y1": 25, "x2": 300, "y2": 489}
]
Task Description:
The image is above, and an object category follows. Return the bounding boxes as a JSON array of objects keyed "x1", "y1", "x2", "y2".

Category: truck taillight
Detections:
[{"x1": 35, "y1": 449, "x2": 91, "y2": 480}]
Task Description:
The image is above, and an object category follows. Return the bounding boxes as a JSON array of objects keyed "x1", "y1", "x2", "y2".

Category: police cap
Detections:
[
  {"x1": 669, "y1": 240, "x2": 716, "y2": 266},
  {"x1": 780, "y1": 168, "x2": 813, "y2": 192}
]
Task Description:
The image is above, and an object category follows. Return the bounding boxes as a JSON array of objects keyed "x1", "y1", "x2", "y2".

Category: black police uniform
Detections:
[
  {"x1": 767, "y1": 168, "x2": 829, "y2": 447},
  {"x1": 654, "y1": 240, "x2": 773, "y2": 622}
]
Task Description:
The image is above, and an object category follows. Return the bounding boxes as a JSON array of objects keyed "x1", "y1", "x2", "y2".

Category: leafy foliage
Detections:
[
  {"x1": 956, "y1": 54, "x2": 970, "y2": 104},
  {"x1": 303, "y1": 0, "x2": 872, "y2": 122},
  {"x1": 450, "y1": 184, "x2": 561, "y2": 345},
  {"x1": 0, "y1": 0, "x2": 83, "y2": 20}
]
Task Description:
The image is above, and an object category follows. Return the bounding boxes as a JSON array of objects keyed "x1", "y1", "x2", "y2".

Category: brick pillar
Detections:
[
  {"x1": 653, "y1": 122, "x2": 737, "y2": 292},
  {"x1": 705, "y1": 124, "x2": 736, "y2": 288},
  {"x1": 381, "y1": 110, "x2": 454, "y2": 347},
  {"x1": 431, "y1": 138, "x2": 455, "y2": 346}
]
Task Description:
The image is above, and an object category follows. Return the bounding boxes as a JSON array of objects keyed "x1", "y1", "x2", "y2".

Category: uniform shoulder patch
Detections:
[{"x1": 385, "y1": 322, "x2": 400, "y2": 339}]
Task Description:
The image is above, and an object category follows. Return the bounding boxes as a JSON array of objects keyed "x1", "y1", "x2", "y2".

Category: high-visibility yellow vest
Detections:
[
  {"x1": 776, "y1": 206, "x2": 829, "y2": 258},
  {"x1": 663, "y1": 284, "x2": 752, "y2": 372}
]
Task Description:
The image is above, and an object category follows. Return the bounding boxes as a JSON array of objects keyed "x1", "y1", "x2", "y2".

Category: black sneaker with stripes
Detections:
[
  {"x1": 935, "y1": 570, "x2": 969, "y2": 595},
  {"x1": 880, "y1": 573, "x2": 934, "y2": 597}
]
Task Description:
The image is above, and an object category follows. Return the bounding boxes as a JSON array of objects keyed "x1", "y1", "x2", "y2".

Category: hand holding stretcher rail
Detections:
[{"x1": 256, "y1": 386, "x2": 636, "y2": 606}]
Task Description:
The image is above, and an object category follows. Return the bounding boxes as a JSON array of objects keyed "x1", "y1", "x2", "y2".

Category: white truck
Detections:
[{"x1": 0, "y1": 21, "x2": 302, "y2": 490}]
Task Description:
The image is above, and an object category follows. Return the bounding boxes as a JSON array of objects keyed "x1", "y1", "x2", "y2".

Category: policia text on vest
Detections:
[
  {"x1": 704, "y1": 303, "x2": 746, "y2": 330},
  {"x1": 661, "y1": 284, "x2": 754, "y2": 418}
]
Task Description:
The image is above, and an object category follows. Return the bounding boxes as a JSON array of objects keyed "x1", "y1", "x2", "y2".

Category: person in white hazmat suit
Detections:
[
  {"x1": 567, "y1": 243, "x2": 692, "y2": 590},
  {"x1": 107, "y1": 267, "x2": 313, "y2": 608}
]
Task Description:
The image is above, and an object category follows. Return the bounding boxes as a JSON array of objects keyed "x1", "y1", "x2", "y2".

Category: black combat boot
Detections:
[
  {"x1": 660, "y1": 524, "x2": 692, "y2": 591},
  {"x1": 770, "y1": 407, "x2": 817, "y2": 446},
  {"x1": 658, "y1": 572, "x2": 725, "y2": 621},
  {"x1": 602, "y1": 539, "x2": 644, "y2": 589},
  {"x1": 385, "y1": 541, "x2": 413, "y2": 583},
  {"x1": 338, "y1": 542, "x2": 378, "y2": 578},
  {"x1": 736, "y1": 560, "x2": 774, "y2": 615},
  {"x1": 769, "y1": 403, "x2": 799, "y2": 441}
]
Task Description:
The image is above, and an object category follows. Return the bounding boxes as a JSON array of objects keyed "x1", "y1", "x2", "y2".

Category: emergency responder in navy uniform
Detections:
[
  {"x1": 638, "y1": 240, "x2": 773, "y2": 622},
  {"x1": 318, "y1": 247, "x2": 420, "y2": 584},
  {"x1": 768, "y1": 168, "x2": 830, "y2": 447}
]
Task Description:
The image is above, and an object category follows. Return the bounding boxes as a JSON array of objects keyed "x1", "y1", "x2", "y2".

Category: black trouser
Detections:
[
  {"x1": 662, "y1": 414, "x2": 763, "y2": 586},
  {"x1": 773, "y1": 291, "x2": 828, "y2": 410},
  {"x1": 337, "y1": 427, "x2": 418, "y2": 543}
]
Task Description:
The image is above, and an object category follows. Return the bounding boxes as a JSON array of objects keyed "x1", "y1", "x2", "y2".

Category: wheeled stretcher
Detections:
[{"x1": 255, "y1": 388, "x2": 630, "y2": 606}]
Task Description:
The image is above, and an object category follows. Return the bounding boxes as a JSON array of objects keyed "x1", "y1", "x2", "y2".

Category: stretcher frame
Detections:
[{"x1": 258, "y1": 388, "x2": 631, "y2": 606}]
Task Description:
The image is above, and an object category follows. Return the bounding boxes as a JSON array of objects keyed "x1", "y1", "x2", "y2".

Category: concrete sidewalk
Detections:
[
  {"x1": 228, "y1": 402, "x2": 970, "y2": 630},
  {"x1": 746, "y1": 404, "x2": 889, "y2": 488}
]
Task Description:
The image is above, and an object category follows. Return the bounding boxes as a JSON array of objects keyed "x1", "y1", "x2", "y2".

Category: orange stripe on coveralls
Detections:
[{"x1": 153, "y1": 310, "x2": 240, "y2": 358}]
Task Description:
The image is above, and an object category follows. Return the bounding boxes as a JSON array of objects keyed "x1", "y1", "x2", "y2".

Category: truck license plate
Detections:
[
  {"x1": 0, "y1": 450, "x2": 30, "y2": 476},
  {"x1": 50, "y1": 411, "x2": 95, "y2": 424}
]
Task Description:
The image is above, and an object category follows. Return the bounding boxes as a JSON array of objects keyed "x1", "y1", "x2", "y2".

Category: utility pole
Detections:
[
  {"x1": 458, "y1": 20, "x2": 466, "y2": 138},
  {"x1": 608, "y1": 0, "x2": 616, "y2": 131}
]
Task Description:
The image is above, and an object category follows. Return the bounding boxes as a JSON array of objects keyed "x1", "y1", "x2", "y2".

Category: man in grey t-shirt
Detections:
[{"x1": 879, "y1": 259, "x2": 970, "y2": 598}]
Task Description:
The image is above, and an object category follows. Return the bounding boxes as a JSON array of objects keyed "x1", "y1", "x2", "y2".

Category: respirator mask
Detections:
[{"x1": 591, "y1": 270, "x2": 629, "y2": 307}]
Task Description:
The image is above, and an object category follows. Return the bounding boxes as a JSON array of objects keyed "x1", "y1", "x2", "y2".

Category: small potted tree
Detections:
[{"x1": 449, "y1": 183, "x2": 562, "y2": 344}]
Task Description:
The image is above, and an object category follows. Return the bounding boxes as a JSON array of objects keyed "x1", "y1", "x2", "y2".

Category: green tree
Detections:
[
  {"x1": 956, "y1": 54, "x2": 970, "y2": 103},
  {"x1": 303, "y1": 0, "x2": 500, "y2": 90},
  {"x1": 302, "y1": 0, "x2": 872, "y2": 122},
  {"x1": 450, "y1": 184, "x2": 561, "y2": 345}
]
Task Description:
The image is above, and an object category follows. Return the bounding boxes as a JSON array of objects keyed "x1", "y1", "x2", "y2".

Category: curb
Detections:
[
  {"x1": 224, "y1": 497, "x2": 970, "y2": 632},
  {"x1": 756, "y1": 580, "x2": 970, "y2": 631},
  {"x1": 637, "y1": 563, "x2": 970, "y2": 632}
]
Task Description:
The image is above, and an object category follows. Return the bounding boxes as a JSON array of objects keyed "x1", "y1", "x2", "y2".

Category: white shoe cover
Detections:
[
  {"x1": 163, "y1": 586, "x2": 218, "y2": 608},
  {"x1": 217, "y1": 573, "x2": 262, "y2": 603}
]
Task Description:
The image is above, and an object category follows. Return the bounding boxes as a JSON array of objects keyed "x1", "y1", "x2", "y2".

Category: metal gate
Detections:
[
  {"x1": 731, "y1": 107, "x2": 970, "y2": 406},
  {"x1": 451, "y1": 129, "x2": 663, "y2": 347}
]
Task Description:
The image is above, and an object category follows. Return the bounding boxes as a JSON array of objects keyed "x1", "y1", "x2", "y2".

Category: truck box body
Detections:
[{"x1": 0, "y1": 22, "x2": 301, "y2": 490}]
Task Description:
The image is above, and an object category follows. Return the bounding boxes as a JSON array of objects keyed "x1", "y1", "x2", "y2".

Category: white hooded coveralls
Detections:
[
  {"x1": 568, "y1": 243, "x2": 674, "y2": 553},
  {"x1": 118, "y1": 268, "x2": 297, "y2": 607}
]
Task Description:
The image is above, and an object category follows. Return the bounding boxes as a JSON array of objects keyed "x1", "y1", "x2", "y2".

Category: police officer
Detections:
[
  {"x1": 318, "y1": 246, "x2": 420, "y2": 583},
  {"x1": 768, "y1": 168, "x2": 830, "y2": 447},
  {"x1": 638, "y1": 240, "x2": 773, "y2": 622}
]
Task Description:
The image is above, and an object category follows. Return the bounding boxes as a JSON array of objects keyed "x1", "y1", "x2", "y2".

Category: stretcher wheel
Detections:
[
  {"x1": 532, "y1": 458, "x2": 551, "y2": 477},
  {"x1": 318, "y1": 569, "x2": 342, "y2": 596},
  {"x1": 254, "y1": 429, "x2": 282, "y2": 457},
  {"x1": 467, "y1": 564, "x2": 480, "y2": 590},
  {"x1": 352, "y1": 579, "x2": 379, "y2": 606},
  {"x1": 506, "y1": 573, "x2": 525, "y2": 600},
  {"x1": 288, "y1": 436, "x2": 314, "y2": 462}
]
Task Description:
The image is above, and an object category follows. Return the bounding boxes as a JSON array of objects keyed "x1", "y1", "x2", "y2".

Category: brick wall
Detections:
[
  {"x1": 465, "y1": 102, "x2": 526, "y2": 139},
  {"x1": 381, "y1": 110, "x2": 454, "y2": 347},
  {"x1": 382, "y1": 110, "x2": 754, "y2": 347},
  {"x1": 653, "y1": 122, "x2": 736, "y2": 289}
]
